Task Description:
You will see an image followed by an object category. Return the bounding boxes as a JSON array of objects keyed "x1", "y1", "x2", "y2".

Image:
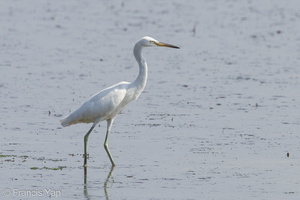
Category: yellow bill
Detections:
[{"x1": 156, "y1": 41, "x2": 180, "y2": 49}]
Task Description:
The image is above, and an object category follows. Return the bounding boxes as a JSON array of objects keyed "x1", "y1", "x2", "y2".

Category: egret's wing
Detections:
[
  {"x1": 61, "y1": 82, "x2": 129, "y2": 126},
  {"x1": 81, "y1": 84, "x2": 128, "y2": 121}
]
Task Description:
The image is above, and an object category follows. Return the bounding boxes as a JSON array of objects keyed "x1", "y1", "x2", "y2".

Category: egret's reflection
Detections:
[
  {"x1": 84, "y1": 166, "x2": 115, "y2": 200},
  {"x1": 104, "y1": 166, "x2": 115, "y2": 199},
  {"x1": 84, "y1": 167, "x2": 89, "y2": 200}
]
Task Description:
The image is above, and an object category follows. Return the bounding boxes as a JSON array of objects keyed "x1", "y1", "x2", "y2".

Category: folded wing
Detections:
[{"x1": 61, "y1": 82, "x2": 129, "y2": 127}]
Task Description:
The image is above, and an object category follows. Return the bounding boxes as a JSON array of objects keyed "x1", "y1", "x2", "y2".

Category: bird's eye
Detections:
[{"x1": 150, "y1": 41, "x2": 155, "y2": 44}]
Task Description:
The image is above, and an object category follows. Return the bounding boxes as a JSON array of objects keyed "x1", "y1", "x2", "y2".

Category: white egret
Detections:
[{"x1": 61, "y1": 36, "x2": 179, "y2": 167}]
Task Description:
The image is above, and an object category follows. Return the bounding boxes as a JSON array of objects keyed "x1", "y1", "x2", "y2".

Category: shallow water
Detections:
[{"x1": 1, "y1": 0, "x2": 300, "y2": 199}]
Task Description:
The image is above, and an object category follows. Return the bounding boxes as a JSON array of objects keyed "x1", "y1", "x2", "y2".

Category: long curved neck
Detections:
[{"x1": 131, "y1": 43, "x2": 148, "y2": 96}]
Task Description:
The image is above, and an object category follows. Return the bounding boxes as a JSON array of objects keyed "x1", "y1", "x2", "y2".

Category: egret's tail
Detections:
[{"x1": 60, "y1": 115, "x2": 71, "y2": 127}]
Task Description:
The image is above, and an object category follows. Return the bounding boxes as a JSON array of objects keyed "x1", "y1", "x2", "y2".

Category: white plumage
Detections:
[{"x1": 61, "y1": 81, "x2": 130, "y2": 126}]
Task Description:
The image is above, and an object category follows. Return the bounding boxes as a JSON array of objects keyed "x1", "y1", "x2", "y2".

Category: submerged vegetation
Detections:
[{"x1": 30, "y1": 166, "x2": 66, "y2": 170}]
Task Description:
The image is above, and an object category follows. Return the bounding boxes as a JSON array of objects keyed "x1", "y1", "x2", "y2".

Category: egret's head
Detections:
[{"x1": 140, "y1": 36, "x2": 180, "y2": 49}]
